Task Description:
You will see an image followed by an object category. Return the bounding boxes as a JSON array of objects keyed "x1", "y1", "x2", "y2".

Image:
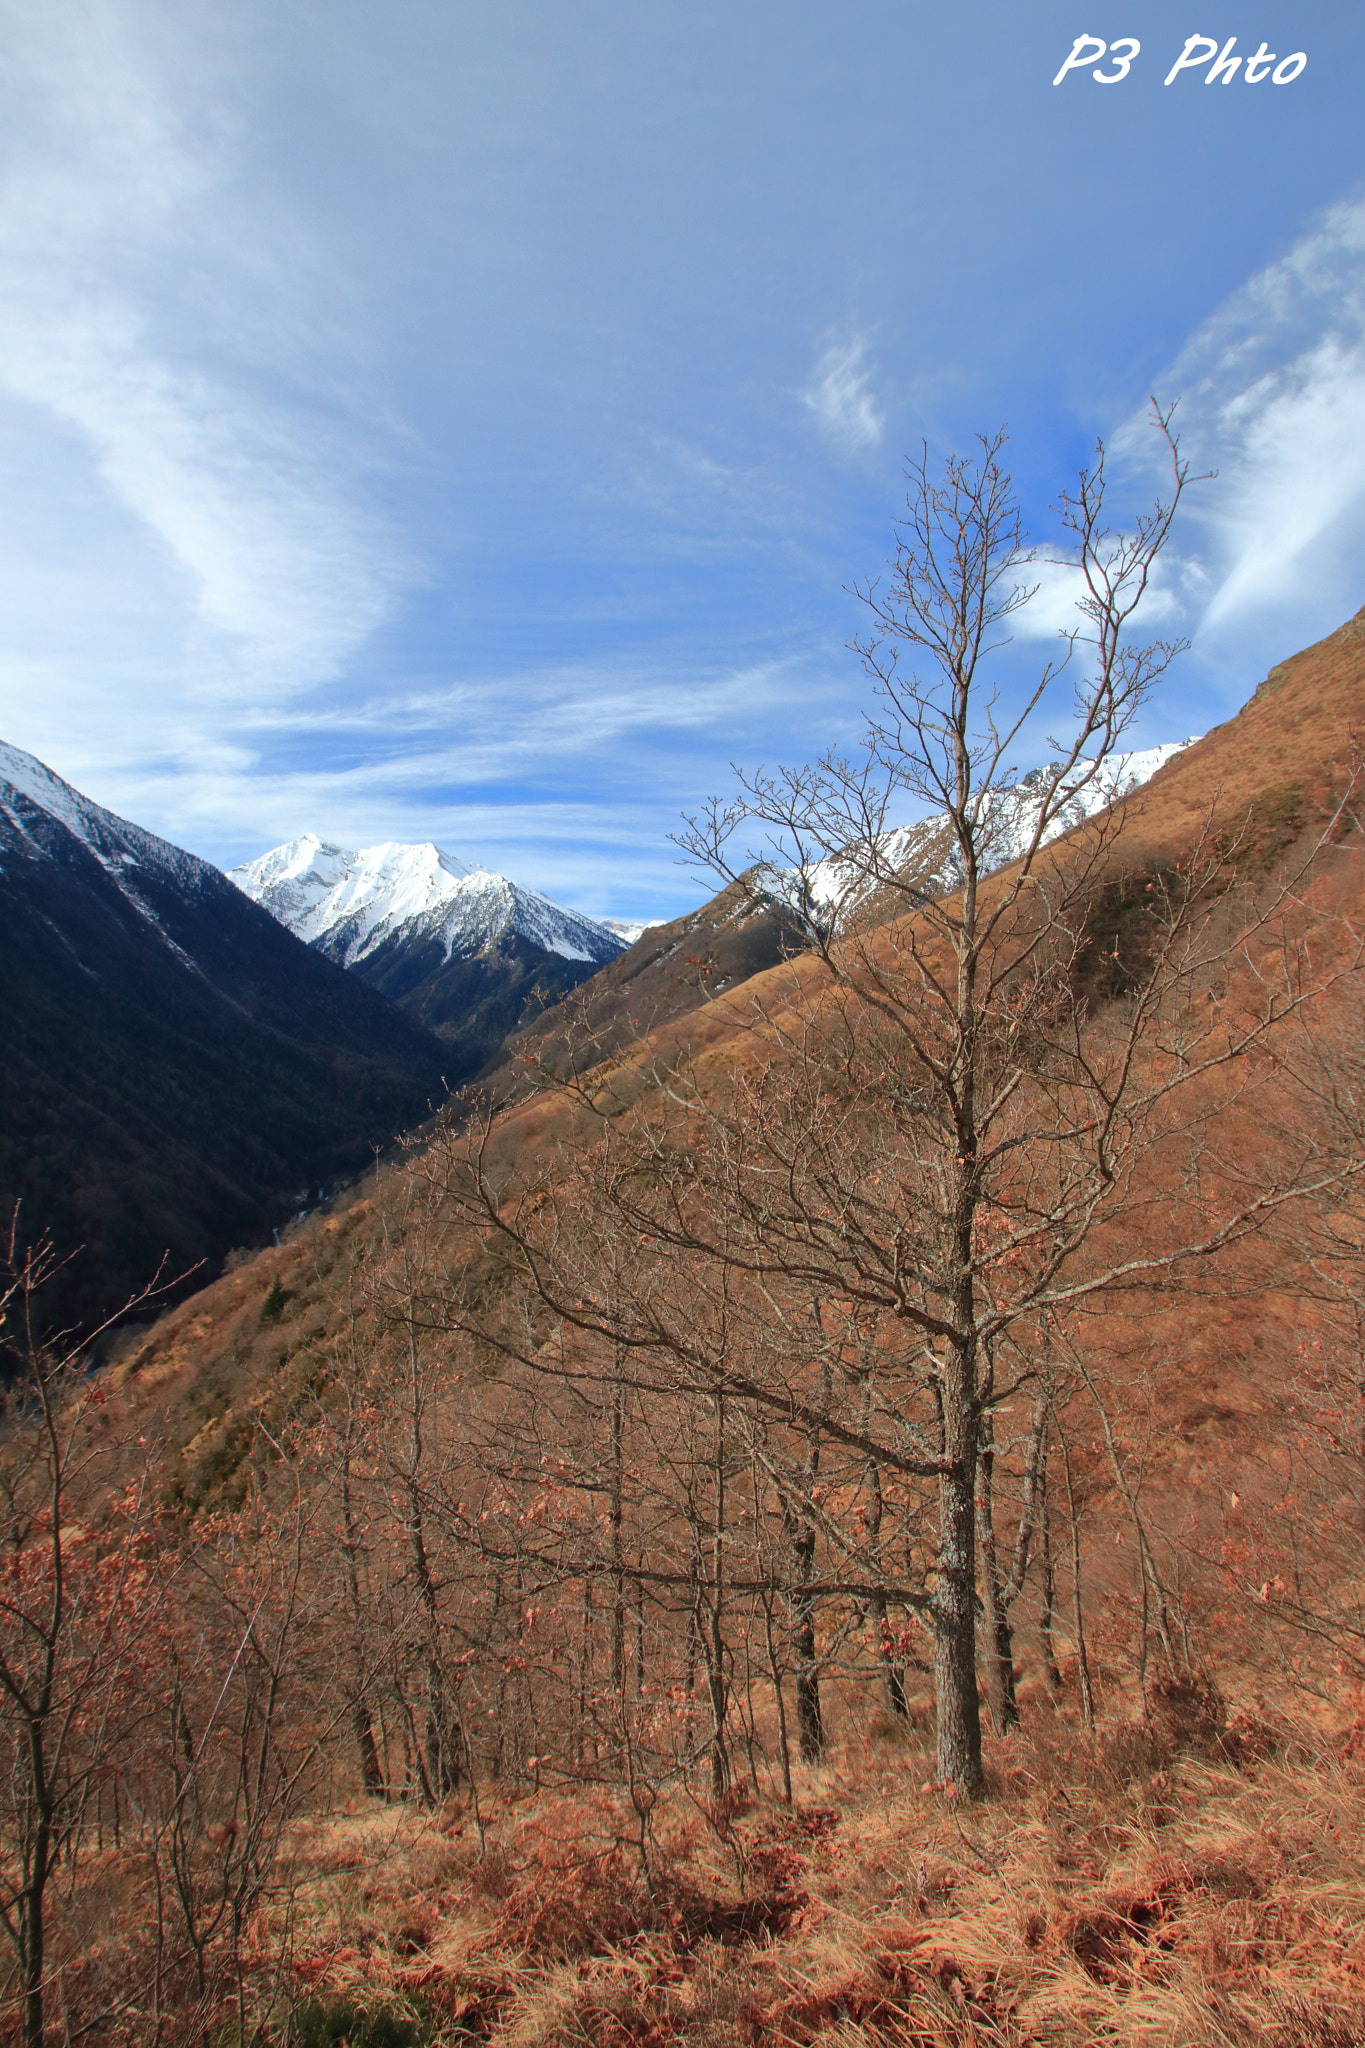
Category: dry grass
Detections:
[{"x1": 218, "y1": 1686, "x2": 1365, "y2": 2047}]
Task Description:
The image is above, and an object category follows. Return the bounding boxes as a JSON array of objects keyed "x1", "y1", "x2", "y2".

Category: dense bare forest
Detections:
[{"x1": 8, "y1": 437, "x2": 1365, "y2": 2045}]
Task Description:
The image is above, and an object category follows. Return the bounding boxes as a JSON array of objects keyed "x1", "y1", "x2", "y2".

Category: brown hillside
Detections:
[
  {"x1": 46, "y1": 605, "x2": 1365, "y2": 2047},
  {"x1": 112, "y1": 605, "x2": 1365, "y2": 1376},
  {"x1": 1073, "y1": 601, "x2": 1365, "y2": 868},
  {"x1": 479, "y1": 873, "x2": 806, "y2": 1106}
]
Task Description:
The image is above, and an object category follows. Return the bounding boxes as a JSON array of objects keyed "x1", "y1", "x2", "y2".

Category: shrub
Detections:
[
  {"x1": 286, "y1": 1994, "x2": 431, "y2": 2048},
  {"x1": 1148, "y1": 1668, "x2": 1231, "y2": 1759},
  {"x1": 260, "y1": 1275, "x2": 288, "y2": 1326}
]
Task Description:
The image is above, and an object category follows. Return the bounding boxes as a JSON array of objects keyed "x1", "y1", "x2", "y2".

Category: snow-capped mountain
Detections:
[
  {"x1": 1, "y1": 739, "x2": 220, "y2": 958},
  {"x1": 230, "y1": 834, "x2": 629, "y2": 1072},
  {"x1": 230, "y1": 833, "x2": 627, "y2": 971},
  {"x1": 787, "y1": 740, "x2": 1200, "y2": 930},
  {"x1": 1, "y1": 742, "x2": 446, "y2": 1336},
  {"x1": 602, "y1": 916, "x2": 650, "y2": 947}
]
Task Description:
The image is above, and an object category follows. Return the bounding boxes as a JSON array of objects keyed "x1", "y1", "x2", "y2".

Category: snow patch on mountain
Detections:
[
  {"x1": 789, "y1": 739, "x2": 1201, "y2": 926},
  {"x1": 231, "y1": 833, "x2": 628, "y2": 969},
  {"x1": 602, "y1": 917, "x2": 650, "y2": 947},
  {"x1": 0, "y1": 739, "x2": 216, "y2": 954}
]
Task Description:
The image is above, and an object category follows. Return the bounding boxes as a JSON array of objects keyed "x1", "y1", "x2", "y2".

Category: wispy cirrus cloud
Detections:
[
  {"x1": 1118, "y1": 197, "x2": 1365, "y2": 642},
  {"x1": 81, "y1": 647, "x2": 822, "y2": 891},
  {"x1": 0, "y1": 0, "x2": 413, "y2": 692},
  {"x1": 1006, "y1": 202, "x2": 1365, "y2": 664},
  {"x1": 802, "y1": 335, "x2": 883, "y2": 454}
]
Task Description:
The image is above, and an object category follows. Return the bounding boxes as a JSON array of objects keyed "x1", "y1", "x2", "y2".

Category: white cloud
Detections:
[
  {"x1": 1009, "y1": 558, "x2": 1091, "y2": 641},
  {"x1": 1118, "y1": 198, "x2": 1365, "y2": 641},
  {"x1": 1007, "y1": 205, "x2": 1365, "y2": 667},
  {"x1": 802, "y1": 335, "x2": 883, "y2": 454},
  {"x1": 29, "y1": 644, "x2": 817, "y2": 882},
  {"x1": 0, "y1": 0, "x2": 412, "y2": 691},
  {"x1": 1009, "y1": 549, "x2": 1188, "y2": 645}
]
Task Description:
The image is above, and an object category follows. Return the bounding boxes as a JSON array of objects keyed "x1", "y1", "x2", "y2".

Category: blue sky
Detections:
[{"x1": 1, "y1": 1, "x2": 1363, "y2": 922}]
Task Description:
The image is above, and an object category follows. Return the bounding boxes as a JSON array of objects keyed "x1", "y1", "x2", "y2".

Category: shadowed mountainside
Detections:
[
  {"x1": 352, "y1": 924, "x2": 617, "y2": 1082},
  {"x1": 0, "y1": 757, "x2": 449, "y2": 1339},
  {"x1": 230, "y1": 833, "x2": 628, "y2": 1083},
  {"x1": 479, "y1": 872, "x2": 808, "y2": 1102}
]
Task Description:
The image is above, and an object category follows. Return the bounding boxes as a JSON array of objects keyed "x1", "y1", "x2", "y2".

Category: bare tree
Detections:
[
  {"x1": 638, "y1": 413, "x2": 1191, "y2": 1794},
  {"x1": 650, "y1": 414, "x2": 1365, "y2": 1795},
  {"x1": 0, "y1": 1221, "x2": 166, "y2": 2048},
  {"x1": 408, "y1": 418, "x2": 1364, "y2": 1813}
]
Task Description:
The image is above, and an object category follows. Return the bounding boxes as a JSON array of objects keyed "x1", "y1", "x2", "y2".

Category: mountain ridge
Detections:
[
  {"x1": 0, "y1": 743, "x2": 448, "y2": 1338},
  {"x1": 230, "y1": 833, "x2": 628, "y2": 970},
  {"x1": 230, "y1": 831, "x2": 630, "y2": 1077}
]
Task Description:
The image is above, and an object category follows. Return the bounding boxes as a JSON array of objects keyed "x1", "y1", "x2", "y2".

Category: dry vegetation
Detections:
[
  {"x1": 41, "y1": 1668, "x2": 1365, "y2": 2047},
  {"x1": 7, "y1": 439, "x2": 1365, "y2": 2044},
  {"x1": 8, "y1": 851, "x2": 1365, "y2": 2046}
]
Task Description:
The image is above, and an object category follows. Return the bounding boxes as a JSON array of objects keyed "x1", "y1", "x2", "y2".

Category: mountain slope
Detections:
[
  {"x1": 230, "y1": 834, "x2": 627, "y2": 1079},
  {"x1": 478, "y1": 740, "x2": 1198, "y2": 1105},
  {"x1": 483, "y1": 873, "x2": 807, "y2": 1101},
  {"x1": 0, "y1": 745, "x2": 447, "y2": 1338},
  {"x1": 635, "y1": 619, "x2": 1365, "y2": 1114},
  {"x1": 780, "y1": 739, "x2": 1201, "y2": 935}
]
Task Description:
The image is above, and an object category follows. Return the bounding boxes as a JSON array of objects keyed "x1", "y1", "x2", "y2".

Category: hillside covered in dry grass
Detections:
[{"x1": 8, "y1": 583, "x2": 1365, "y2": 2047}]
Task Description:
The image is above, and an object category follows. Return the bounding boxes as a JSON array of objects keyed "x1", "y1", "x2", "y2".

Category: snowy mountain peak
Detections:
[
  {"x1": 602, "y1": 916, "x2": 650, "y2": 947},
  {"x1": 230, "y1": 835, "x2": 627, "y2": 970},
  {"x1": 792, "y1": 738, "x2": 1202, "y2": 924},
  {"x1": 0, "y1": 740, "x2": 218, "y2": 950}
]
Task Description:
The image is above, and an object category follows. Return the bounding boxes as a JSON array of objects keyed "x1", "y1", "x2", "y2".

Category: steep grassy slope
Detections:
[
  {"x1": 480, "y1": 874, "x2": 807, "y2": 1104},
  {"x1": 114, "y1": 604, "x2": 1365, "y2": 1490}
]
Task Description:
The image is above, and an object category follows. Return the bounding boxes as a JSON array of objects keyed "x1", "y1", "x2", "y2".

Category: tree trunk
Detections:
[
  {"x1": 761, "y1": 1592, "x2": 794, "y2": 1802},
  {"x1": 20, "y1": 1786, "x2": 49, "y2": 2048},
  {"x1": 792, "y1": 1537, "x2": 824, "y2": 1762},
  {"x1": 610, "y1": 1381, "x2": 627, "y2": 1706},
  {"x1": 340, "y1": 1452, "x2": 386, "y2": 1797},
  {"x1": 871, "y1": 1594, "x2": 909, "y2": 1717},
  {"x1": 704, "y1": 1592, "x2": 730, "y2": 1799},
  {"x1": 931, "y1": 1338, "x2": 984, "y2": 1797},
  {"x1": 931, "y1": 1460, "x2": 984, "y2": 1795},
  {"x1": 791, "y1": 1407, "x2": 825, "y2": 1761},
  {"x1": 863, "y1": 1447, "x2": 908, "y2": 1716},
  {"x1": 352, "y1": 1705, "x2": 384, "y2": 1797},
  {"x1": 404, "y1": 1328, "x2": 459, "y2": 1800},
  {"x1": 707, "y1": 1395, "x2": 731, "y2": 1798},
  {"x1": 1057, "y1": 1425, "x2": 1095, "y2": 1728},
  {"x1": 1037, "y1": 1467, "x2": 1063, "y2": 1693},
  {"x1": 975, "y1": 1419, "x2": 1020, "y2": 1733}
]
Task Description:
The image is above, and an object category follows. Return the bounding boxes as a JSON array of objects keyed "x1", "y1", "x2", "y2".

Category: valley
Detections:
[
  {"x1": 5, "y1": 592, "x2": 1365, "y2": 2044},
  {"x1": 231, "y1": 834, "x2": 631, "y2": 1073}
]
